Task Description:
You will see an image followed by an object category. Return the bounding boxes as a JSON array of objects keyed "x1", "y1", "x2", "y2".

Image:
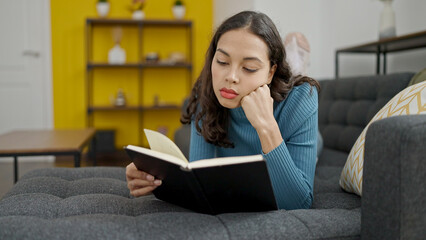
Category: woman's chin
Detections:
[{"x1": 218, "y1": 98, "x2": 240, "y2": 109}]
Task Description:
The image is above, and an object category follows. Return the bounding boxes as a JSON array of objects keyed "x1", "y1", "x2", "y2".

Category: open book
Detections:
[{"x1": 125, "y1": 129, "x2": 277, "y2": 214}]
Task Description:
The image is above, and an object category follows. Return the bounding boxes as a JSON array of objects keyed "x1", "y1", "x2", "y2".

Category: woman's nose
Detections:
[{"x1": 225, "y1": 68, "x2": 239, "y2": 83}]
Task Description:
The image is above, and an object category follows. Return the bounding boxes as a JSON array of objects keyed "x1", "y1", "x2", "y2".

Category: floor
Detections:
[{"x1": 0, "y1": 151, "x2": 131, "y2": 198}]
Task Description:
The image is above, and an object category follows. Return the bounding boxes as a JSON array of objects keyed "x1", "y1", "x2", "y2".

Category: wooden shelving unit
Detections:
[{"x1": 85, "y1": 18, "x2": 193, "y2": 146}]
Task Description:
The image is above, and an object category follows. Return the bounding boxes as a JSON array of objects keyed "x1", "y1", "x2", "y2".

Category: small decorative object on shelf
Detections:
[
  {"x1": 153, "y1": 95, "x2": 159, "y2": 106},
  {"x1": 172, "y1": 0, "x2": 186, "y2": 20},
  {"x1": 145, "y1": 52, "x2": 160, "y2": 62},
  {"x1": 108, "y1": 27, "x2": 126, "y2": 64},
  {"x1": 129, "y1": 0, "x2": 146, "y2": 20},
  {"x1": 96, "y1": 0, "x2": 110, "y2": 18},
  {"x1": 161, "y1": 52, "x2": 185, "y2": 64},
  {"x1": 114, "y1": 89, "x2": 127, "y2": 107},
  {"x1": 378, "y1": 0, "x2": 396, "y2": 39}
]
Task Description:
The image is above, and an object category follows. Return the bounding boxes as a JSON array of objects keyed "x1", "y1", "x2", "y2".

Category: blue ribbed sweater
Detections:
[{"x1": 189, "y1": 83, "x2": 318, "y2": 210}]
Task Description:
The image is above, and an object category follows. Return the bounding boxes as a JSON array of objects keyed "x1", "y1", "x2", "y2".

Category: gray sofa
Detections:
[{"x1": 1, "y1": 72, "x2": 425, "y2": 239}]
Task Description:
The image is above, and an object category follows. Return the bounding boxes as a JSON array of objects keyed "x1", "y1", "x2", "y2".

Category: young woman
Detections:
[{"x1": 126, "y1": 11, "x2": 320, "y2": 210}]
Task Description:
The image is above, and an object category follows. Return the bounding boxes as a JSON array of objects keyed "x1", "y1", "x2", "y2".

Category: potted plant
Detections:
[
  {"x1": 129, "y1": 0, "x2": 146, "y2": 20},
  {"x1": 172, "y1": 0, "x2": 185, "y2": 20},
  {"x1": 96, "y1": 0, "x2": 110, "y2": 18}
]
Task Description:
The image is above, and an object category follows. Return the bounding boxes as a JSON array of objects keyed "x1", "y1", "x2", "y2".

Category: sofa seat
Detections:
[{"x1": 0, "y1": 165, "x2": 361, "y2": 240}]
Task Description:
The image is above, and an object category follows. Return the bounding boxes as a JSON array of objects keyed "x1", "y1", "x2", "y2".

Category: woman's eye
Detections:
[
  {"x1": 243, "y1": 67, "x2": 257, "y2": 73},
  {"x1": 216, "y1": 60, "x2": 228, "y2": 65}
]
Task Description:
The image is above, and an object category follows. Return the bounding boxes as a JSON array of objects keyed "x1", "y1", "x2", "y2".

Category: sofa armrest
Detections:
[{"x1": 361, "y1": 115, "x2": 426, "y2": 240}]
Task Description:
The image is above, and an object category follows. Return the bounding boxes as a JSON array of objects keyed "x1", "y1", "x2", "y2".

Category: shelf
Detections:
[
  {"x1": 87, "y1": 62, "x2": 140, "y2": 69},
  {"x1": 88, "y1": 105, "x2": 181, "y2": 113},
  {"x1": 142, "y1": 104, "x2": 181, "y2": 110},
  {"x1": 88, "y1": 106, "x2": 140, "y2": 113},
  {"x1": 336, "y1": 30, "x2": 426, "y2": 53},
  {"x1": 141, "y1": 62, "x2": 192, "y2": 69},
  {"x1": 87, "y1": 62, "x2": 192, "y2": 69},
  {"x1": 86, "y1": 17, "x2": 193, "y2": 145},
  {"x1": 335, "y1": 30, "x2": 426, "y2": 77},
  {"x1": 86, "y1": 18, "x2": 192, "y2": 27}
]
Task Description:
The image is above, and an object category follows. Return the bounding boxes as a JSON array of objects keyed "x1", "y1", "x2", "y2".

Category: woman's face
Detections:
[{"x1": 211, "y1": 28, "x2": 276, "y2": 109}]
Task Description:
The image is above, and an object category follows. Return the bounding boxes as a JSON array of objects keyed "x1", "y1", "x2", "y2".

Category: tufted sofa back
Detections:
[{"x1": 318, "y1": 72, "x2": 413, "y2": 153}]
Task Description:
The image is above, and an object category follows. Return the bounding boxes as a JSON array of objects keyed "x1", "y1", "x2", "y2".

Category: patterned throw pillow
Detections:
[
  {"x1": 340, "y1": 81, "x2": 426, "y2": 196},
  {"x1": 408, "y1": 68, "x2": 426, "y2": 86}
]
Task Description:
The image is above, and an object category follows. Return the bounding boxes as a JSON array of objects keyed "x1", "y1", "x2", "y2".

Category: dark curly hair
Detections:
[{"x1": 181, "y1": 11, "x2": 319, "y2": 148}]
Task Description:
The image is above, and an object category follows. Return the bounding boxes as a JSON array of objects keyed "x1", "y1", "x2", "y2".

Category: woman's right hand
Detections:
[{"x1": 126, "y1": 162, "x2": 162, "y2": 197}]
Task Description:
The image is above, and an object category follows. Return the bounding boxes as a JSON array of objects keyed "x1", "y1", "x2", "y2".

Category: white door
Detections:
[{"x1": 0, "y1": 0, "x2": 52, "y2": 134}]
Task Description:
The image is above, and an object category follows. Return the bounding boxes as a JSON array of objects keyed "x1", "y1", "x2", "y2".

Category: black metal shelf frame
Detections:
[
  {"x1": 85, "y1": 18, "x2": 193, "y2": 145},
  {"x1": 335, "y1": 30, "x2": 426, "y2": 78}
]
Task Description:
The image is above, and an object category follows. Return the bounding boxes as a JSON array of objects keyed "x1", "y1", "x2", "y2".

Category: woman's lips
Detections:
[{"x1": 220, "y1": 88, "x2": 239, "y2": 99}]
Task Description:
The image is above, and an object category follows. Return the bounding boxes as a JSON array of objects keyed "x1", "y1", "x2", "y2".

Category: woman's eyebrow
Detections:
[
  {"x1": 216, "y1": 48, "x2": 229, "y2": 56},
  {"x1": 243, "y1": 57, "x2": 263, "y2": 63},
  {"x1": 216, "y1": 48, "x2": 263, "y2": 63}
]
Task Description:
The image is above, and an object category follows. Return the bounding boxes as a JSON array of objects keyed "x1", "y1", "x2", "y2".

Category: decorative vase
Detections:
[
  {"x1": 379, "y1": 0, "x2": 396, "y2": 39},
  {"x1": 96, "y1": 2, "x2": 110, "y2": 18},
  {"x1": 108, "y1": 44, "x2": 126, "y2": 64},
  {"x1": 172, "y1": 5, "x2": 185, "y2": 20},
  {"x1": 132, "y1": 10, "x2": 145, "y2": 20},
  {"x1": 114, "y1": 89, "x2": 126, "y2": 107}
]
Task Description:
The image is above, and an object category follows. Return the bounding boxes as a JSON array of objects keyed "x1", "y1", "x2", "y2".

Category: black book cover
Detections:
[
  {"x1": 125, "y1": 147, "x2": 278, "y2": 214},
  {"x1": 193, "y1": 161, "x2": 277, "y2": 214}
]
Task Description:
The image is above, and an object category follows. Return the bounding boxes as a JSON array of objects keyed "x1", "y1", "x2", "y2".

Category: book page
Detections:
[
  {"x1": 126, "y1": 145, "x2": 187, "y2": 168},
  {"x1": 189, "y1": 154, "x2": 264, "y2": 169},
  {"x1": 144, "y1": 129, "x2": 188, "y2": 163}
]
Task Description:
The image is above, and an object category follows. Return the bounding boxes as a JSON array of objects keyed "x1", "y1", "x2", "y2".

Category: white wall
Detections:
[
  {"x1": 214, "y1": 0, "x2": 255, "y2": 29},
  {"x1": 214, "y1": 0, "x2": 426, "y2": 79},
  {"x1": 253, "y1": 0, "x2": 325, "y2": 78}
]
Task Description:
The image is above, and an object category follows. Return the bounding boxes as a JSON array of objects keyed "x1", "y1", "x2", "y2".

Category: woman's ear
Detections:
[{"x1": 267, "y1": 64, "x2": 277, "y2": 84}]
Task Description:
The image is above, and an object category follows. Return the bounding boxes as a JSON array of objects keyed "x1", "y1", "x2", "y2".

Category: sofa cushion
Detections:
[
  {"x1": 314, "y1": 149, "x2": 361, "y2": 211},
  {"x1": 0, "y1": 166, "x2": 361, "y2": 239},
  {"x1": 318, "y1": 72, "x2": 413, "y2": 153},
  {"x1": 340, "y1": 81, "x2": 426, "y2": 196}
]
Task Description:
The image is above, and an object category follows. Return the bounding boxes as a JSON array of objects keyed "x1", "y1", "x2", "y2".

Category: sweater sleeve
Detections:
[
  {"x1": 263, "y1": 85, "x2": 318, "y2": 210},
  {"x1": 189, "y1": 120, "x2": 216, "y2": 162}
]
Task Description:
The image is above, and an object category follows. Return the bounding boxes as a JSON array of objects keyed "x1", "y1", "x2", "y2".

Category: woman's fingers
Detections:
[
  {"x1": 241, "y1": 84, "x2": 271, "y2": 105},
  {"x1": 130, "y1": 185, "x2": 159, "y2": 197},
  {"x1": 240, "y1": 84, "x2": 274, "y2": 130},
  {"x1": 127, "y1": 177, "x2": 162, "y2": 197},
  {"x1": 126, "y1": 163, "x2": 155, "y2": 181},
  {"x1": 128, "y1": 178, "x2": 162, "y2": 189},
  {"x1": 125, "y1": 162, "x2": 162, "y2": 197}
]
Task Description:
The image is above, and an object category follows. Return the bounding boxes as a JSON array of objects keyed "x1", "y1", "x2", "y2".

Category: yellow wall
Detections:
[{"x1": 51, "y1": 0, "x2": 213, "y2": 147}]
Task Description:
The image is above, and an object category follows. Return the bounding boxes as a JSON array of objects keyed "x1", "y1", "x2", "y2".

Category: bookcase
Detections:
[{"x1": 85, "y1": 18, "x2": 193, "y2": 147}]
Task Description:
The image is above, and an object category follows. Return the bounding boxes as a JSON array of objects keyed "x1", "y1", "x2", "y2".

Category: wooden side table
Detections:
[{"x1": 0, "y1": 129, "x2": 96, "y2": 183}]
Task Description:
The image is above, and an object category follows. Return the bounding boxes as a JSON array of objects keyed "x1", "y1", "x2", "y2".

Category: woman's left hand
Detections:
[
  {"x1": 240, "y1": 84, "x2": 275, "y2": 130},
  {"x1": 241, "y1": 84, "x2": 283, "y2": 153}
]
